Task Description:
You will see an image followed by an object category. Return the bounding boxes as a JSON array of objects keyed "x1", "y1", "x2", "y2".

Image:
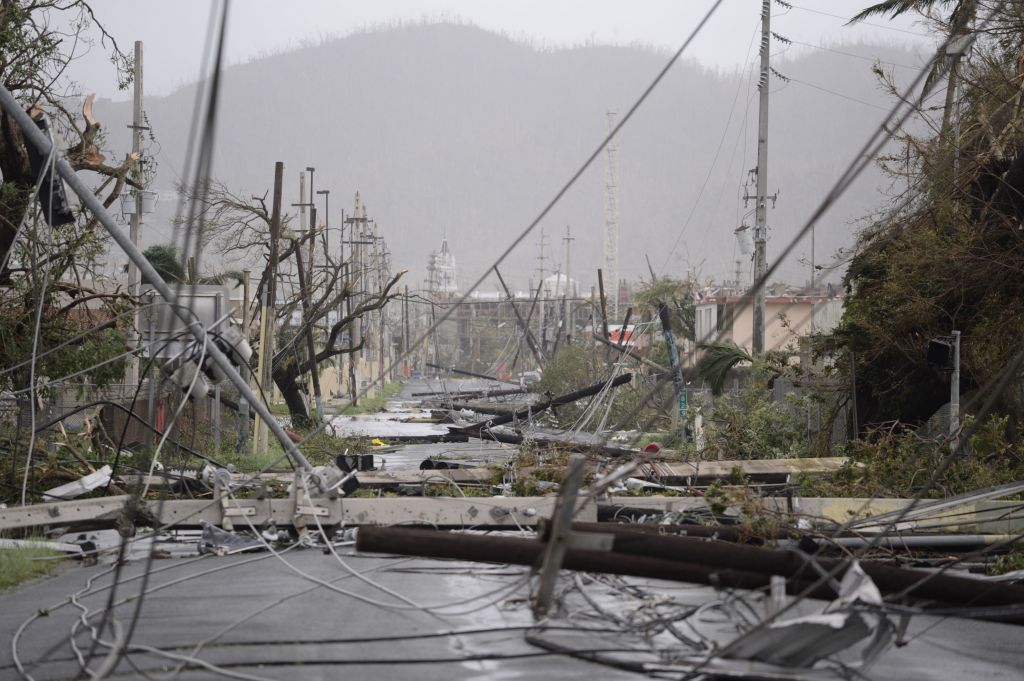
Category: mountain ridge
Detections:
[{"x1": 94, "y1": 21, "x2": 924, "y2": 292}]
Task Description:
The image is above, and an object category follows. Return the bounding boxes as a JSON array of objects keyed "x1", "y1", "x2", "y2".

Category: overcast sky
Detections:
[{"x1": 70, "y1": 0, "x2": 934, "y2": 100}]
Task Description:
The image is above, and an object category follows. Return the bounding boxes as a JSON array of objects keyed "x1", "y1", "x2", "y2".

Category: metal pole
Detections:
[
  {"x1": 752, "y1": 0, "x2": 770, "y2": 355},
  {"x1": 298, "y1": 172, "x2": 306, "y2": 232},
  {"x1": 126, "y1": 40, "x2": 144, "y2": 388},
  {"x1": 238, "y1": 269, "x2": 251, "y2": 452},
  {"x1": 0, "y1": 87, "x2": 313, "y2": 470},
  {"x1": 145, "y1": 294, "x2": 156, "y2": 451},
  {"x1": 213, "y1": 291, "x2": 222, "y2": 453}
]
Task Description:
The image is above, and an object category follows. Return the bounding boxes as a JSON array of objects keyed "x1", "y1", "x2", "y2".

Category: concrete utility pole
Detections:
[
  {"x1": 950, "y1": 330, "x2": 961, "y2": 445},
  {"x1": 563, "y1": 225, "x2": 575, "y2": 343},
  {"x1": 254, "y1": 162, "x2": 283, "y2": 453},
  {"x1": 752, "y1": 0, "x2": 771, "y2": 355},
  {"x1": 126, "y1": 40, "x2": 144, "y2": 389},
  {"x1": 536, "y1": 228, "x2": 547, "y2": 355}
]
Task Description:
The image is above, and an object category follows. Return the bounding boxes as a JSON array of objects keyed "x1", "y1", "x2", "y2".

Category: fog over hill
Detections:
[{"x1": 95, "y1": 22, "x2": 924, "y2": 293}]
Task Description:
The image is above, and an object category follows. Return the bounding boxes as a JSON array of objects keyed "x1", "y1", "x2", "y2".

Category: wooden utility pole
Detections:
[
  {"x1": 126, "y1": 40, "x2": 144, "y2": 389},
  {"x1": 254, "y1": 162, "x2": 283, "y2": 453}
]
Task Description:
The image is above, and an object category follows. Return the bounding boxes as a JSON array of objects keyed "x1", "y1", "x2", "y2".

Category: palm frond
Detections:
[
  {"x1": 849, "y1": 0, "x2": 944, "y2": 23},
  {"x1": 696, "y1": 342, "x2": 754, "y2": 396}
]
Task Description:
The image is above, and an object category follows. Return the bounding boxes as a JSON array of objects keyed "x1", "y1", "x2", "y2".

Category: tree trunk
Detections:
[{"x1": 272, "y1": 360, "x2": 313, "y2": 429}]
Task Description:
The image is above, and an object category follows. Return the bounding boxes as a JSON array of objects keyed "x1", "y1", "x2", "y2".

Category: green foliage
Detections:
[
  {"x1": 803, "y1": 416, "x2": 1024, "y2": 499},
  {"x1": 632, "y1": 276, "x2": 696, "y2": 340},
  {"x1": 0, "y1": 284, "x2": 129, "y2": 393},
  {"x1": 824, "y1": 13, "x2": 1024, "y2": 429},
  {"x1": 696, "y1": 342, "x2": 754, "y2": 396},
  {"x1": 0, "y1": 2, "x2": 136, "y2": 397},
  {"x1": 535, "y1": 345, "x2": 651, "y2": 429},
  {"x1": 0, "y1": 543, "x2": 60, "y2": 591},
  {"x1": 697, "y1": 365, "x2": 816, "y2": 460},
  {"x1": 142, "y1": 244, "x2": 185, "y2": 284},
  {"x1": 989, "y1": 549, "x2": 1024, "y2": 576}
]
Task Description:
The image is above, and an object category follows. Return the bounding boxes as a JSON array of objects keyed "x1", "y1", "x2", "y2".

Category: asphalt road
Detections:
[{"x1": 2, "y1": 538, "x2": 1023, "y2": 680}]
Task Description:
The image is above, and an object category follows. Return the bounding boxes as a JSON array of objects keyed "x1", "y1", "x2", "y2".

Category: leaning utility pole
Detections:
[
  {"x1": 563, "y1": 225, "x2": 575, "y2": 344},
  {"x1": 126, "y1": 40, "x2": 144, "y2": 388},
  {"x1": 254, "y1": 162, "x2": 283, "y2": 453},
  {"x1": 752, "y1": 0, "x2": 771, "y2": 355},
  {"x1": 536, "y1": 228, "x2": 548, "y2": 355}
]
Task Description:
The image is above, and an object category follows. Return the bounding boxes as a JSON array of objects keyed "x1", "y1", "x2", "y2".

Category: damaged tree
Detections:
[
  {"x1": 184, "y1": 180, "x2": 405, "y2": 427},
  {"x1": 0, "y1": 1, "x2": 141, "y2": 396},
  {"x1": 828, "y1": 8, "x2": 1024, "y2": 432}
]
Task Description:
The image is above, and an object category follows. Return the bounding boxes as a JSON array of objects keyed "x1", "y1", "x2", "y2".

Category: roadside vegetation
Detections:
[{"x1": 0, "y1": 542, "x2": 61, "y2": 591}]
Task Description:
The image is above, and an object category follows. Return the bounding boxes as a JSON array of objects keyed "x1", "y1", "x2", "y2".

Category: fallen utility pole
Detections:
[
  {"x1": 594, "y1": 331, "x2": 667, "y2": 373},
  {"x1": 494, "y1": 267, "x2": 545, "y2": 370},
  {"x1": 0, "y1": 496, "x2": 597, "y2": 532},
  {"x1": 561, "y1": 523, "x2": 1024, "y2": 610},
  {"x1": 356, "y1": 526, "x2": 1024, "y2": 617},
  {"x1": 356, "y1": 526, "x2": 843, "y2": 604},
  {"x1": 411, "y1": 387, "x2": 528, "y2": 399},
  {"x1": 426, "y1": 362, "x2": 516, "y2": 384},
  {"x1": 451, "y1": 373, "x2": 632, "y2": 434},
  {"x1": 0, "y1": 87, "x2": 313, "y2": 473}
]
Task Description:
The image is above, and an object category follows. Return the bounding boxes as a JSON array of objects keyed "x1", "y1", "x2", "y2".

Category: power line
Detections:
[
  {"x1": 659, "y1": 18, "x2": 762, "y2": 274},
  {"x1": 786, "y1": 74, "x2": 892, "y2": 111},
  {"x1": 787, "y1": 2, "x2": 934, "y2": 38},
  {"x1": 293, "y1": 0, "x2": 728, "y2": 446},
  {"x1": 786, "y1": 38, "x2": 922, "y2": 69}
]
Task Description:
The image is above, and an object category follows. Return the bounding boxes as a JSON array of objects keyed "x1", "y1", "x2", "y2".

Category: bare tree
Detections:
[{"x1": 183, "y1": 180, "x2": 405, "y2": 427}]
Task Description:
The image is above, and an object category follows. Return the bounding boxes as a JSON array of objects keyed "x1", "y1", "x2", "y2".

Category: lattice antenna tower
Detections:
[
  {"x1": 536, "y1": 227, "x2": 548, "y2": 287},
  {"x1": 603, "y1": 110, "x2": 621, "y2": 317}
]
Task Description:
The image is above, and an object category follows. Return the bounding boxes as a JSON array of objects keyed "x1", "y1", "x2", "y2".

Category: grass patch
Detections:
[
  {"x1": 268, "y1": 402, "x2": 291, "y2": 415},
  {"x1": 339, "y1": 382, "x2": 403, "y2": 415},
  {"x1": 0, "y1": 542, "x2": 61, "y2": 591}
]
